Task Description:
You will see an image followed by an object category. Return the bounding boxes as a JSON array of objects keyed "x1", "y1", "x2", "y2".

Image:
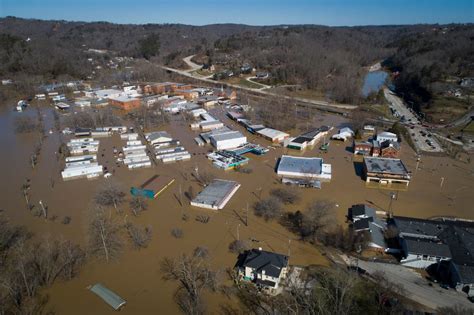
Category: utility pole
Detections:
[
  {"x1": 237, "y1": 224, "x2": 241, "y2": 241},
  {"x1": 415, "y1": 155, "x2": 421, "y2": 174},
  {"x1": 39, "y1": 200, "x2": 47, "y2": 219},
  {"x1": 288, "y1": 239, "x2": 291, "y2": 258},
  {"x1": 388, "y1": 192, "x2": 396, "y2": 218},
  {"x1": 245, "y1": 202, "x2": 249, "y2": 227}
]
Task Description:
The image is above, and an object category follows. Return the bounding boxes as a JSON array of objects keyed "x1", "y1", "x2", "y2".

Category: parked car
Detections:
[{"x1": 440, "y1": 283, "x2": 450, "y2": 290}]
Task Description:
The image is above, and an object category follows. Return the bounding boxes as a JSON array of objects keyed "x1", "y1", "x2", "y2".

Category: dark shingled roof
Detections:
[
  {"x1": 238, "y1": 249, "x2": 288, "y2": 278},
  {"x1": 404, "y1": 237, "x2": 452, "y2": 258},
  {"x1": 453, "y1": 264, "x2": 474, "y2": 285},
  {"x1": 300, "y1": 126, "x2": 330, "y2": 139},
  {"x1": 255, "y1": 278, "x2": 277, "y2": 288},
  {"x1": 353, "y1": 217, "x2": 373, "y2": 231},
  {"x1": 349, "y1": 204, "x2": 376, "y2": 219}
]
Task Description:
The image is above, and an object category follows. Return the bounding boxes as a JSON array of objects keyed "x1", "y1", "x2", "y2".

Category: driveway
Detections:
[
  {"x1": 182, "y1": 55, "x2": 202, "y2": 72},
  {"x1": 353, "y1": 258, "x2": 474, "y2": 311}
]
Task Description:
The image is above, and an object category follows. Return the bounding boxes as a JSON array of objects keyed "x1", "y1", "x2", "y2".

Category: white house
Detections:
[
  {"x1": 331, "y1": 127, "x2": 354, "y2": 141},
  {"x1": 376, "y1": 131, "x2": 398, "y2": 143},
  {"x1": 236, "y1": 248, "x2": 289, "y2": 292}
]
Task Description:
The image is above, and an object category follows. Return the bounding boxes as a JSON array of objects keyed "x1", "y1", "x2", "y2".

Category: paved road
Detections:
[
  {"x1": 352, "y1": 258, "x2": 474, "y2": 311},
  {"x1": 182, "y1": 55, "x2": 202, "y2": 72},
  {"x1": 383, "y1": 88, "x2": 444, "y2": 153},
  {"x1": 158, "y1": 64, "x2": 357, "y2": 113},
  {"x1": 245, "y1": 76, "x2": 270, "y2": 89}
]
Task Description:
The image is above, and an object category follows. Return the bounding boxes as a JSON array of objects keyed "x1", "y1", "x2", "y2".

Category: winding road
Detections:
[{"x1": 159, "y1": 56, "x2": 357, "y2": 113}]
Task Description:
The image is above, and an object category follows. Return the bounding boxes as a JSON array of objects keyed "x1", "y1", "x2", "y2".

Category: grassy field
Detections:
[
  {"x1": 266, "y1": 87, "x2": 327, "y2": 101},
  {"x1": 224, "y1": 77, "x2": 263, "y2": 89},
  {"x1": 464, "y1": 121, "x2": 474, "y2": 133},
  {"x1": 425, "y1": 96, "x2": 470, "y2": 123}
]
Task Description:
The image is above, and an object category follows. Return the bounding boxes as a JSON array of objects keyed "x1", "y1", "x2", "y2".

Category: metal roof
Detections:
[
  {"x1": 277, "y1": 155, "x2": 322, "y2": 174},
  {"x1": 257, "y1": 128, "x2": 289, "y2": 139},
  {"x1": 210, "y1": 131, "x2": 246, "y2": 142},
  {"x1": 192, "y1": 179, "x2": 240, "y2": 208},
  {"x1": 89, "y1": 283, "x2": 126, "y2": 310}
]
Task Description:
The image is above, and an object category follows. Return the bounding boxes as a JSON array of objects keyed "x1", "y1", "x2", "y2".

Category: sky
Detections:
[{"x1": 1, "y1": 0, "x2": 473, "y2": 26}]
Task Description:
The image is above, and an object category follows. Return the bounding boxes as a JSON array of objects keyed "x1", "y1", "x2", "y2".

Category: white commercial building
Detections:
[
  {"x1": 191, "y1": 179, "x2": 241, "y2": 210},
  {"x1": 276, "y1": 155, "x2": 332, "y2": 180},
  {"x1": 210, "y1": 131, "x2": 247, "y2": 150},
  {"x1": 256, "y1": 128, "x2": 289, "y2": 143}
]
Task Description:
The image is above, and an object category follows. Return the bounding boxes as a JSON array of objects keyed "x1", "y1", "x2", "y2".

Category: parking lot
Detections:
[{"x1": 384, "y1": 88, "x2": 444, "y2": 153}]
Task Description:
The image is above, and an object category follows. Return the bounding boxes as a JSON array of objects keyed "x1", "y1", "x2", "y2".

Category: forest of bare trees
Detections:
[
  {"x1": 2, "y1": 17, "x2": 472, "y2": 106},
  {"x1": 0, "y1": 215, "x2": 84, "y2": 314}
]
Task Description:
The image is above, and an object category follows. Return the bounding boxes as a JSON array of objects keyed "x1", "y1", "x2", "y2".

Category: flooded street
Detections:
[{"x1": 0, "y1": 102, "x2": 473, "y2": 314}]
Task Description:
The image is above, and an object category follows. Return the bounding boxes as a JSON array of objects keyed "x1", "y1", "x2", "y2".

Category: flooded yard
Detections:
[{"x1": 0, "y1": 101, "x2": 473, "y2": 314}]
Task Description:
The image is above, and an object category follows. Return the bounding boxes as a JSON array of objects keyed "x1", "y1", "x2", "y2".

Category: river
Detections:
[{"x1": 362, "y1": 70, "x2": 388, "y2": 97}]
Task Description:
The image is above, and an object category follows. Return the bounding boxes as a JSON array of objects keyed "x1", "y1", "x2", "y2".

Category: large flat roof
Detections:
[
  {"x1": 364, "y1": 157, "x2": 409, "y2": 175},
  {"x1": 210, "y1": 131, "x2": 246, "y2": 142},
  {"x1": 257, "y1": 128, "x2": 289, "y2": 139},
  {"x1": 108, "y1": 95, "x2": 139, "y2": 102},
  {"x1": 191, "y1": 179, "x2": 240, "y2": 209},
  {"x1": 277, "y1": 155, "x2": 322, "y2": 174}
]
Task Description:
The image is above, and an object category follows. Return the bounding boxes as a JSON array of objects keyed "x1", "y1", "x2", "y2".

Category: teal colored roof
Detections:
[{"x1": 90, "y1": 283, "x2": 126, "y2": 310}]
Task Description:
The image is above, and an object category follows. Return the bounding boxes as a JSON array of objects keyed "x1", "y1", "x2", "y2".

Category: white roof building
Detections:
[
  {"x1": 257, "y1": 128, "x2": 289, "y2": 143},
  {"x1": 376, "y1": 131, "x2": 398, "y2": 143},
  {"x1": 91, "y1": 89, "x2": 125, "y2": 100},
  {"x1": 210, "y1": 131, "x2": 247, "y2": 150},
  {"x1": 331, "y1": 127, "x2": 354, "y2": 141},
  {"x1": 277, "y1": 155, "x2": 331, "y2": 180},
  {"x1": 145, "y1": 131, "x2": 173, "y2": 145}
]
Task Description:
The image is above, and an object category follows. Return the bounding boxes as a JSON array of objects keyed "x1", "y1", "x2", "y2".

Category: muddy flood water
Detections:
[{"x1": 1, "y1": 101, "x2": 473, "y2": 314}]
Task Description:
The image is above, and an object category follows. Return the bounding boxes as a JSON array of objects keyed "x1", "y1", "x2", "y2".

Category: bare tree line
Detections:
[{"x1": 0, "y1": 215, "x2": 84, "y2": 314}]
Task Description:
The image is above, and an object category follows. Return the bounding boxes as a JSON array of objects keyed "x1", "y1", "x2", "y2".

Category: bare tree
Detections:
[
  {"x1": 88, "y1": 207, "x2": 123, "y2": 262},
  {"x1": 196, "y1": 171, "x2": 215, "y2": 186},
  {"x1": 160, "y1": 252, "x2": 217, "y2": 315},
  {"x1": 94, "y1": 182, "x2": 126, "y2": 213},
  {"x1": 270, "y1": 187, "x2": 300, "y2": 205},
  {"x1": 129, "y1": 196, "x2": 148, "y2": 217},
  {"x1": 253, "y1": 196, "x2": 282, "y2": 221},
  {"x1": 228, "y1": 240, "x2": 250, "y2": 254},
  {"x1": 300, "y1": 200, "x2": 337, "y2": 243},
  {"x1": 125, "y1": 223, "x2": 152, "y2": 249},
  {"x1": 171, "y1": 228, "x2": 183, "y2": 239},
  {"x1": 193, "y1": 246, "x2": 209, "y2": 259}
]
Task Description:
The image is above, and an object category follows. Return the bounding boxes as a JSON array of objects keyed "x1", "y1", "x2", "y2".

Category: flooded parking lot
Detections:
[{"x1": 1, "y1": 101, "x2": 473, "y2": 314}]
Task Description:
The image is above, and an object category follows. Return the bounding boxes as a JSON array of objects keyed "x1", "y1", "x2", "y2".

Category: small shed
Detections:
[{"x1": 89, "y1": 283, "x2": 126, "y2": 311}]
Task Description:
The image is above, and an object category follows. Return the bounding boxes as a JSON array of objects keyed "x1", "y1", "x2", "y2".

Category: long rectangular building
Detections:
[
  {"x1": 363, "y1": 157, "x2": 410, "y2": 186},
  {"x1": 276, "y1": 155, "x2": 331, "y2": 180},
  {"x1": 191, "y1": 179, "x2": 241, "y2": 210}
]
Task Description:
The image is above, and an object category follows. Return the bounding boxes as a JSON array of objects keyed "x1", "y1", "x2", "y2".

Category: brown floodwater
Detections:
[{"x1": 1, "y1": 101, "x2": 473, "y2": 314}]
